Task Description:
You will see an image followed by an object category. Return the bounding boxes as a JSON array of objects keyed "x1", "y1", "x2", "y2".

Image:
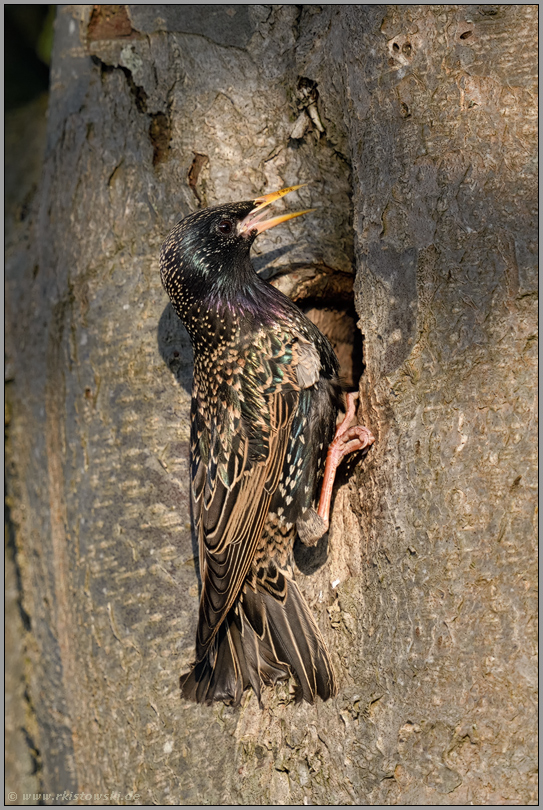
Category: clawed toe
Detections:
[
  {"x1": 330, "y1": 425, "x2": 374, "y2": 463},
  {"x1": 317, "y1": 419, "x2": 375, "y2": 525}
]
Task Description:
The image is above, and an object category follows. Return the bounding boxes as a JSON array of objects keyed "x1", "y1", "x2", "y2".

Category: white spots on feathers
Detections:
[{"x1": 295, "y1": 338, "x2": 321, "y2": 389}]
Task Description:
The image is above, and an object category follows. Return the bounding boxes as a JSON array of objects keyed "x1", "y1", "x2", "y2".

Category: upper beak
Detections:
[{"x1": 238, "y1": 184, "x2": 314, "y2": 237}]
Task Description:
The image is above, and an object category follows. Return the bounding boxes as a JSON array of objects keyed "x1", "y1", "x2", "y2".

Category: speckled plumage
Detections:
[{"x1": 160, "y1": 198, "x2": 344, "y2": 705}]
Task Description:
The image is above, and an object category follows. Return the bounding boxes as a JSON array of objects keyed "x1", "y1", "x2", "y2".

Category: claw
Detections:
[{"x1": 317, "y1": 393, "x2": 375, "y2": 526}]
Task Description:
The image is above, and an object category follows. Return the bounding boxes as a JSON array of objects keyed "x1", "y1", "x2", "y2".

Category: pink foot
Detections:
[{"x1": 317, "y1": 394, "x2": 375, "y2": 526}]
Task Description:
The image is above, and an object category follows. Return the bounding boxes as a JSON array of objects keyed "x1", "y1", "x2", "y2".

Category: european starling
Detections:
[{"x1": 160, "y1": 185, "x2": 374, "y2": 705}]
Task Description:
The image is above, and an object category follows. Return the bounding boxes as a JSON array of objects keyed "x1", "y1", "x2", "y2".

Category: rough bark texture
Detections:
[
  {"x1": 5, "y1": 93, "x2": 49, "y2": 806},
  {"x1": 5, "y1": 5, "x2": 537, "y2": 805}
]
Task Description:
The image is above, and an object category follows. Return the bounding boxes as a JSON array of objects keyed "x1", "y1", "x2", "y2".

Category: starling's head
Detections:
[{"x1": 160, "y1": 185, "x2": 312, "y2": 308}]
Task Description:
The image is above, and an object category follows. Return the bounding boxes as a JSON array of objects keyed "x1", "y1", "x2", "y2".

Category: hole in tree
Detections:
[
  {"x1": 266, "y1": 266, "x2": 365, "y2": 390},
  {"x1": 298, "y1": 300, "x2": 364, "y2": 390}
]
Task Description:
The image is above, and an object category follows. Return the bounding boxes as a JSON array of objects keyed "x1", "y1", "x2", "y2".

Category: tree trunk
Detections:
[{"x1": 6, "y1": 5, "x2": 537, "y2": 805}]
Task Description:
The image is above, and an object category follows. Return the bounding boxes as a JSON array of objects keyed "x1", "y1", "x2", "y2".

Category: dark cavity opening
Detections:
[
  {"x1": 298, "y1": 300, "x2": 364, "y2": 390},
  {"x1": 266, "y1": 265, "x2": 365, "y2": 390}
]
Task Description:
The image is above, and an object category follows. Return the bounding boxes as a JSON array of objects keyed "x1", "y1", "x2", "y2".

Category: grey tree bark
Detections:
[{"x1": 5, "y1": 5, "x2": 537, "y2": 805}]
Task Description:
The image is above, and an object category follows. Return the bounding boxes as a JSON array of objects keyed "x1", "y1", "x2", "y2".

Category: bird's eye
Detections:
[{"x1": 218, "y1": 219, "x2": 233, "y2": 235}]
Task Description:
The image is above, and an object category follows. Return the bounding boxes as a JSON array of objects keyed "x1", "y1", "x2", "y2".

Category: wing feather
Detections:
[{"x1": 193, "y1": 385, "x2": 299, "y2": 660}]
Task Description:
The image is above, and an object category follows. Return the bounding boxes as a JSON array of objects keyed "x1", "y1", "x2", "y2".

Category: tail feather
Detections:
[
  {"x1": 181, "y1": 614, "x2": 250, "y2": 705},
  {"x1": 261, "y1": 576, "x2": 335, "y2": 703},
  {"x1": 180, "y1": 567, "x2": 337, "y2": 705}
]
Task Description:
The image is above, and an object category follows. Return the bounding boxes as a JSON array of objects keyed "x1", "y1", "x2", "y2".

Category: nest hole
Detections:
[
  {"x1": 299, "y1": 300, "x2": 364, "y2": 390},
  {"x1": 267, "y1": 267, "x2": 365, "y2": 390}
]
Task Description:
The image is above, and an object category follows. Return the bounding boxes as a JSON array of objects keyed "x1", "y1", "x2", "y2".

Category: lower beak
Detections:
[{"x1": 238, "y1": 184, "x2": 313, "y2": 237}]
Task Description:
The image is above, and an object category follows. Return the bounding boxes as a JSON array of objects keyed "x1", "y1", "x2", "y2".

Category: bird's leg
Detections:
[
  {"x1": 297, "y1": 394, "x2": 375, "y2": 547},
  {"x1": 317, "y1": 393, "x2": 375, "y2": 527}
]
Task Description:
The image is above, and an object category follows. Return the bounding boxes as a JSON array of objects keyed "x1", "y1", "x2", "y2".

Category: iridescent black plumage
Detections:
[{"x1": 160, "y1": 197, "x2": 344, "y2": 705}]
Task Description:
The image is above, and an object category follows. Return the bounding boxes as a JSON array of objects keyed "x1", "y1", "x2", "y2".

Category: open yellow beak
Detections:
[{"x1": 238, "y1": 184, "x2": 314, "y2": 237}]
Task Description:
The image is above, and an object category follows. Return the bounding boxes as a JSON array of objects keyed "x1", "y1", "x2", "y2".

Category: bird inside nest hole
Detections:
[
  {"x1": 263, "y1": 266, "x2": 364, "y2": 390},
  {"x1": 297, "y1": 301, "x2": 364, "y2": 391}
]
